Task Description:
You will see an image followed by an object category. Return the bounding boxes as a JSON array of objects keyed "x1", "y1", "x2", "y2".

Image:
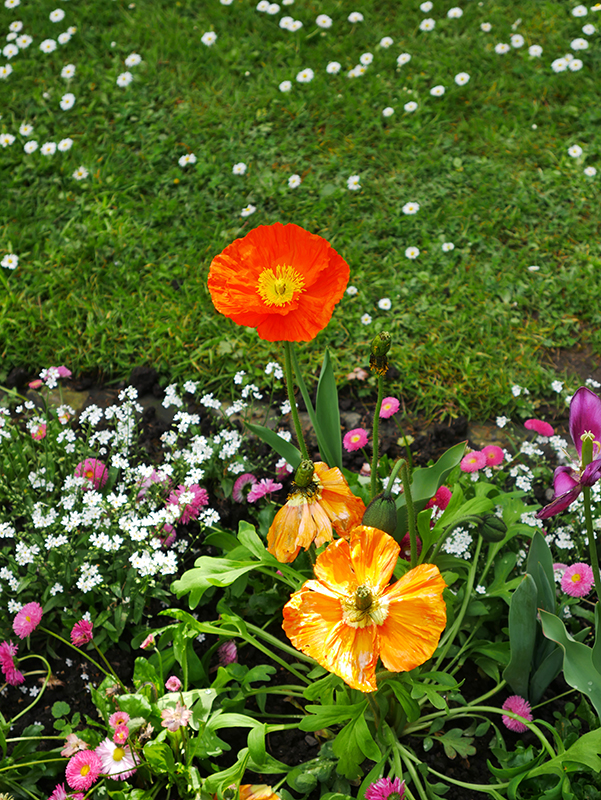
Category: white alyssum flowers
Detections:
[
  {"x1": 117, "y1": 71, "x2": 133, "y2": 86},
  {"x1": 568, "y1": 144, "x2": 583, "y2": 157},
  {"x1": 296, "y1": 68, "x2": 314, "y2": 83},
  {"x1": 404, "y1": 100, "x2": 418, "y2": 112},
  {"x1": 405, "y1": 246, "x2": 420, "y2": 259},
  {"x1": 402, "y1": 201, "x2": 420, "y2": 214},
  {"x1": 419, "y1": 18, "x2": 435, "y2": 31},
  {"x1": 288, "y1": 174, "x2": 301, "y2": 188},
  {"x1": 279, "y1": 80, "x2": 292, "y2": 91},
  {"x1": 73, "y1": 166, "x2": 89, "y2": 180},
  {"x1": 316, "y1": 14, "x2": 332, "y2": 28},
  {"x1": 455, "y1": 72, "x2": 470, "y2": 85},
  {"x1": 382, "y1": 107, "x2": 394, "y2": 117},
  {"x1": 1, "y1": 254, "x2": 18, "y2": 269},
  {"x1": 240, "y1": 204, "x2": 256, "y2": 217},
  {"x1": 201, "y1": 31, "x2": 217, "y2": 46},
  {"x1": 49, "y1": 8, "x2": 65, "y2": 22},
  {"x1": 430, "y1": 84, "x2": 445, "y2": 96},
  {"x1": 232, "y1": 162, "x2": 247, "y2": 175},
  {"x1": 178, "y1": 153, "x2": 197, "y2": 167},
  {"x1": 397, "y1": 53, "x2": 411, "y2": 66},
  {"x1": 40, "y1": 39, "x2": 57, "y2": 53},
  {"x1": 348, "y1": 11, "x2": 364, "y2": 22},
  {"x1": 125, "y1": 52, "x2": 142, "y2": 66},
  {"x1": 347, "y1": 175, "x2": 361, "y2": 190},
  {"x1": 326, "y1": 61, "x2": 341, "y2": 74},
  {"x1": 61, "y1": 64, "x2": 76, "y2": 78},
  {"x1": 60, "y1": 92, "x2": 75, "y2": 110},
  {"x1": 24, "y1": 140, "x2": 38, "y2": 153}
]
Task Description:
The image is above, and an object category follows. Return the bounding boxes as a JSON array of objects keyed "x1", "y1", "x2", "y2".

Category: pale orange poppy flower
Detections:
[
  {"x1": 207, "y1": 223, "x2": 350, "y2": 342},
  {"x1": 239, "y1": 786, "x2": 280, "y2": 800},
  {"x1": 267, "y1": 462, "x2": 366, "y2": 563},
  {"x1": 282, "y1": 526, "x2": 447, "y2": 692}
]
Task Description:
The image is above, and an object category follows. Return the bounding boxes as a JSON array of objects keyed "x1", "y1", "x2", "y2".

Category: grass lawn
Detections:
[{"x1": 1, "y1": 0, "x2": 600, "y2": 418}]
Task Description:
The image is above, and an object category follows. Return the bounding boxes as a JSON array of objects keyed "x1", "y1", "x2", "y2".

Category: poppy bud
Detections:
[
  {"x1": 294, "y1": 459, "x2": 315, "y2": 488},
  {"x1": 362, "y1": 492, "x2": 398, "y2": 535},
  {"x1": 478, "y1": 514, "x2": 507, "y2": 542},
  {"x1": 370, "y1": 331, "x2": 392, "y2": 375}
]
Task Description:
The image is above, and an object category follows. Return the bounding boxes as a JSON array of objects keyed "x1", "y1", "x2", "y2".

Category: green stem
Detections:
[
  {"x1": 5, "y1": 736, "x2": 64, "y2": 743},
  {"x1": 383, "y1": 458, "x2": 405, "y2": 499},
  {"x1": 40, "y1": 627, "x2": 126, "y2": 691},
  {"x1": 10, "y1": 655, "x2": 51, "y2": 724},
  {"x1": 401, "y1": 462, "x2": 417, "y2": 568},
  {"x1": 583, "y1": 486, "x2": 601, "y2": 602},
  {"x1": 371, "y1": 374, "x2": 385, "y2": 500},
  {"x1": 396, "y1": 743, "x2": 428, "y2": 800},
  {"x1": 92, "y1": 640, "x2": 127, "y2": 691},
  {"x1": 284, "y1": 341, "x2": 309, "y2": 460},
  {"x1": 0, "y1": 758, "x2": 66, "y2": 773}
]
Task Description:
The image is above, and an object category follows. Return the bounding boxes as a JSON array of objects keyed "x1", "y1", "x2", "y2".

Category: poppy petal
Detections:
[
  {"x1": 349, "y1": 526, "x2": 400, "y2": 593},
  {"x1": 569, "y1": 387, "x2": 601, "y2": 459},
  {"x1": 313, "y1": 538, "x2": 357, "y2": 595}
]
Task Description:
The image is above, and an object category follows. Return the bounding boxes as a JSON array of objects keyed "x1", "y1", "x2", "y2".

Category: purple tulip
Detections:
[{"x1": 538, "y1": 387, "x2": 601, "y2": 519}]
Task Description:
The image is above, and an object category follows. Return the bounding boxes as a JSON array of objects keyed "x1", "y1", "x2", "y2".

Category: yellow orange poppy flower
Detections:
[
  {"x1": 267, "y1": 462, "x2": 366, "y2": 563},
  {"x1": 207, "y1": 223, "x2": 350, "y2": 342},
  {"x1": 239, "y1": 786, "x2": 280, "y2": 800},
  {"x1": 282, "y1": 526, "x2": 447, "y2": 692}
]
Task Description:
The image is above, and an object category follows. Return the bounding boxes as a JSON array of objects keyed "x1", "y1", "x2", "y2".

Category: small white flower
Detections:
[
  {"x1": 256, "y1": 0, "x2": 269, "y2": 9},
  {"x1": 9, "y1": 21, "x2": 23, "y2": 32},
  {"x1": 178, "y1": 153, "x2": 197, "y2": 166},
  {"x1": 24, "y1": 140, "x2": 38, "y2": 153},
  {"x1": 61, "y1": 63, "x2": 76, "y2": 78},
  {"x1": 511, "y1": 33, "x2": 524, "y2": 47},
  {"x1": 551, "y1": 57, "x2": 568, "y2": 72},
  {"x1": 41, "y1": 141, "x2": 57, "y2": 156},
  {"x1": 455, "y1": 72, "x2": 470, "y2": 85},
  {"x1": 58, "y1": 32, "x2": 71, "y2": 44},
  {"x1": 480, "y1": 22, "x2": 492, "y2": 32},
  {"x1": 511, "y1": 384, "x2": 522, "y2": 397},
  {"x1": 6, "y1": 31, "x2": 16, "y2": 40},
  {"x1": 16, "y1": 34, "x2": 32, "y2": 48},
  {"x1": 527, "y1": 265, "x2": 540, "y2": 271},
  {"x1": 564, "y1": 53, "x2": 575, "y2": 61},
  {"x1": 73, "y1": 165, "x2": 88, "y2": 180},
  {"x1": 326, "y1": 61, "x2": 341, "y2": 74},
  {"x1": 583, "y1": 22, "x2": 596, "y2": 32},
  {"x1": 220, "y1": 0, "x2": 234, "y2": 4},
  {"x1": 405, "y1": 246, "x2": 420, "y2": 259},
  {"x1": 568, "y1": 144, "x2": 583, "y2": 158},
  {"x1": 528, "y1": 44, "x2": 543, "y2": 57},
  {"x1": 420, "y1": 1, "x2": 433, "y2": 10},
  {"x1": 279, "y1": 80, "x2": 292, "y2": 92},
  {"x1": 571, "y1": 37, "x2": 589, "y2": 49},
  {"x1": 316, "y1": 14, "x2": 332, "y2": 28},
  {"x1": 266, "y1": 3, "x2": 280, "y2": 13},
  {"x1": 40, "y1": 39, "x2": 57, "y2": 53},
  {"x1": 378, "y1": 298, "x2": 392, "y2": 310},
  {"x1": 404, "y1": 100, "x2": 418, "y2": 112},
  {"x1": 402, "y1": 201, "x2": 420, "y2": 214},
  {"x1": 358, "y1": 54, "x2": 372, "y2": 68},
  {"x1": 346, "y1": 285, "x2": 358, "y2": 296},
  {"x1": 569, "y1": 58, "x2": 583, "y2": 70},
  {"x1": 4, "y1": 0, "x2": 20, "y2": 8},
  {"x1": 60, "y1": 92, "x2": 75, "y2": 110},
  {"x1": 551, "y1": 380, "x2": 564, "y2": 393},
  {"x1": 382, "y1": 106, "x2": 394, "y2": 117},
  {"x1": 0, "y1": 133, "x2": 15, "y2": 148},
  {"x1": 380, "y1": 36, "x2": 393, "y2": 47},
  {"x1": 240, "y1": 204, "x2": 256, "y2": 217},
  {"x1": 442, "y1": 242, "x2": 455, "y2": 252},
  {"x1": 397, "y1": 52, "x2": 411, "y2": 66},
  {"x1": 2, "y1": 43, "x2": 18, "y2": 58},
  {"x1": 1, "y1": 254, "x2": 18, "y2": 269},
  {"x1": 50, "y1": 8, "x2": 65, "y2": 22},
  {"x1": 430, "y1": 84, "x2": 445, "y2": 96},
  {"x1": 296, "y1": 68, "x2": 314, "y2": 83},
  {"x1": 201, "y1": 31, "x2": 217, "y2": 46},
  {"x1": 584, "y1": 166, "x2": 597, "y2": 176},
  {"x1": 232, "y1": 162, "x2": 247, "y2": 175},
  {"x1": 532, "y1": 123, "x2": 538, "y2": 129},
  {"x1": 348, "y1": 11, "x2": 364, "y2": 22},
  {"x1": 288, "y1": 173, "x2": 301, "y2": 188},
  {"x1": 280, "y1": 16, "x2": 293, "y2": 30},
  {"x1": 495, "y1": 42, "x2": 510, "y2": 54},
  {"x1": 116, "y1": 71, "x2": 133, "y2": 86},
  {"x1": 348, "y1": 65, "x2": 367, "y2": 78},
  {"x1": 572, "y1": 4, "x2": 588, "y2": 16},
  {"x1": 19, "y1": 123, "x2": 33, "y2": 135},
  {"x1": 447, "y1": 7, "x2": 463, "y2": 18},
  {"x1": 361, "y1": 313, "x2": 372, "y2": 325},
  {"x1": 419, "y1": 18, "x2": 435, "y2": 31},
  {"x1": 347, "y1": 174, "x2": 361, "y2": 190},
  {"x1": 125, "y1": 52, "x2": 142, "y2": 66},
  {"x1": 58, "y1": 137, "x2": 73, "y2": 151}
]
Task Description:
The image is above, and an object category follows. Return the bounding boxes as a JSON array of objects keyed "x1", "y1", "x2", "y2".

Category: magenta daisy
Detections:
[
  {"x1": 232, "y1": 473, "x2": 258, "y2": 502},
  {"x1": 379, "y1": 397, "x2": 400, "y2": 419},
  {"x1": 0, "y1": 640, "x2": 24, "y2": 686},
  {"x1": 140, "y1": 633, "x2": 155, "y2": 650},
  {"x1": 218, "y1": 640, "x2": 238, "y2": 666},
  {"x1": 108, "y1": 711, "x2": 130, "y2": 728},
  {"x1": 343, "y1": 428, "x2": 369, "y2": 452},
  {"x1": 74, "y1": 458, "x2": 109, "y2": 490},
  {"x1": 482, "y1": 445, "x2": 504, "y2": 466},
  {"x1": 247, "y1": 478, "x2": 283, "y2": 503},
  {"x1": 167, "y1": 484, "x2": 209, "y2": 523},
  {"x1": 460, "y1": 451, "x2": 486, "y2": 472},
  {"x1": 48, "y1": 784, "x2": 84, "y2": 800},
  {"x1": 95, "y1": 739, "x2": 137, "y2": 780},
  {"x1": 561, "y1": 562, "x2": 594, "y2": 597},
  {"x1": 425, "y1": 485, "x2": 452, "y2": 511},
  {"x1": 65, "y1": 749, "x2": 102, "y2": 791},
  {"x1": 13, "y1": 602, "x2": 43, "y2": 639},
  {"x1": 524, "y1": 419, "x2": 554, "y2": 437},
  {"x1": 112, "y1": 724, "x2": 129, "y2": 745},
  {"x1": 70, "y1": 619, "x2": 94, "y2": 646},
  {"x1": 501, "y1": 695, "x2": 533, "y2": 733},
  {"x1": 365, "y1": 777, "x2": 405, "y2": 800}
]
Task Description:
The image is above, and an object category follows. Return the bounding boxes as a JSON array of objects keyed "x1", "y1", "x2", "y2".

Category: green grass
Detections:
[{"x1": 1, "y1": 0, "x2": 600, "y2": 418}]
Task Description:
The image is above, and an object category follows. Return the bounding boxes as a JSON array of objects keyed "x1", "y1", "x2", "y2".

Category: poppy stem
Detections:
[
  {"x1": 283, "y1": 342, "x2": 310, "y2": 460},
  {"x1": 582, "y1": 486, "x2": 601, "y2": 602},
  {"x1": 371, "y1": 374, "x2": 385, "y2": 500},
  {"x1": 400, "y1": 462, "x2": 417, "y2": 568}
]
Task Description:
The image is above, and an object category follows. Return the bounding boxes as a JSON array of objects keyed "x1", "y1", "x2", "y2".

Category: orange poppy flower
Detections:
[
  {"x1": 239, "y1": 786, "x2": 280, "y2": 800},
  {"x1": 207, "y1": 223, "x2": 350, "y2": 342},
  {"x1": 267, "y1": 462, "x2": 366, "y2": 563},
  {"x1": 282, "y1": 526, "x2": 447, "y2": 692}
]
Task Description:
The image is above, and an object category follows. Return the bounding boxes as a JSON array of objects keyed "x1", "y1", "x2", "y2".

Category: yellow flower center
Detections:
[
  {"x1": 81, "y1": 764, "x2": 90, "y2": 776},
  {"x1": 256, "y1": 264, "x2": 305, "y2": 306},
  {"x1": 85, "y1": 470, "x2": 94, "y2": 479},
  {"x1": 114, "y1": 747, "x2": 125, "y2": 761},
  {"x1": 571, "y1": 574, "x2": 581, "y2": 583},
  {"x1": 341, "y1": 584, "x2": 389, "y2": 628}
]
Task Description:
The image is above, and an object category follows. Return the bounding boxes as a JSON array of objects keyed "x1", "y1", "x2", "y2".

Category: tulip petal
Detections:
[
  {"x1": 349, "y1": 526, "x2": 400, "y2": 593},
  {"x1": 536, "y1": 486, "x2": 582, "y2": 519},
  {"x1": 569, "y1": 387, "x2": 601, "y2": 459},
  {"x1": 553, "y1": 465, "x2": 579, "y2": 496},
  {"x1": 581, "y1": 458, "x2": 601, "y2": 487}
]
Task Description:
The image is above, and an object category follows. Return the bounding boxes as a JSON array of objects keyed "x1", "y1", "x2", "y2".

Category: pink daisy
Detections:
[
  {"x1": 74, "y1": 458, "x2": 109, "y2": 491},
  {"x1": 70, "y1": 619, "x2": 94, "y2": 647},
  {"x1": 561, "y1": 562, "x2": 594, "y2": 597},
  {"x1": 482, "y1": 445, "x2": 504, "y2": 466},
  {"x1": 218, "y1": 640, "x2": 238, "y2": 666},
  {"x1": 160, "y1": 700, "x2": 192, "y2": 732},
  {"x1": 524, "y1": 418, "x2": 554, "y2": 437},
  {"x1": 399, "y1": 533, "x2": 422, "y2": 562},
  {"x1": 140, "y1": 633, "x2": 155, "y2": 650},
  {"x1": 112, "y1": 724, "x2": 130, "y2": 745},
  {"x1": 48, "y1": 784, "x2": 84, "y2": 800},
  {"x1": 56, "y1": 366, "x2": 72, "y2": 379},
  {"x1": 31, "y1": 422, "x2": 47, "y2": 440},
  {"x1": 365, "y1": 777, "x2": 405, "y2": 800},
  {"x1": 95, "y1": 739, "x2": 137, "y2": 781},
  {"x1": 425, "y1": 485, "x2": 452, "y2": 511},
  {"x1": 0, "y1": 639, "x2": 24, "y2": 686},
  {"x1": 343, "y1": 427, "x2": 369, "y2": 452},
  {"x1": 379, "y1": 397, "x2": 400, "y2": 419},
  {"x1": 247, "y1": 478, "x2": 283, "y2": 503},
  {"x1": 232, "y1": 473, "x2": 258, "y2": 502},
  {"x1": 108, "y1": 711, "x2": 130, "y2": 728},
  {"x1": 167, "y1": 484, "x2": 209, "y2": 523},
  {"x1": 460, "y1": 450, "x2": 486, "y2": 472},
  {"x1": 502, "y1": 695, "x2": 533, "y2": 733},
  {"x1": 29, "y1": 378, "x2": 43, "y2": 389},
  {"x1": 13, "y1": 602, "x2": 43, "y2": 639},
  {"x1": 65, "y1": 750, "x2": 102, "y2": 791},
  {"x1": 165, "y1": 675, "x2": 182, "y2": 692}
]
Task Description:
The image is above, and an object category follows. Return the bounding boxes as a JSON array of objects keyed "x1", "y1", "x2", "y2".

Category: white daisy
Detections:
[
  {"x1": 326, "y1": 61, "x2": 341, "y2": 74},
  {"x1": 61, "y1": 63, "x2": 76, "y2": 78},
  {"x1": 178, "y1": 153, "x2": 197, "y2": 166},
  {"x1": 3, "y1": 43, "x2": 18, "y2": 58},
  {"x1": 569, "y1": 58, "x2": 583, "y2": 70},
  {"x1": 347, "y1": 174, "x2": 361, "y2": 190},
  {"x1": 57, "y1": 32, "x2": 71, "y2": 44},
  {"x1": 382, "y1": 107, "x2": 394, "y2": 117},
  {"x1": 125, "y1": 52, "x2": 142, "y2": 67},
  {"x1": 0, "y1": 64, "x2": 13, "y2": 78},
  {"x1": 60, "y1": 92, "x2": 75, "y2": 110},
  {"x1": 220, "y1": 0, "x2": 234, "y2": 4},
  {"x1": 442, "y1": 242, "x2": 455, "y2": 252},
  {"x1": 1, "y1": 254, "x2": 19, "y2": 269},
  {"x1": 360, "y1": 52, "x2": 373, "y2": 65},
  {"x1": 380, "y1": 36, "x2": 393, "y2": 47},
  {"x1": 405, "y1": 246, "x2": 420, "y2": 259},
  {"x1": 266, "y1": 3, "x2": 280, "y2": 13},
  {"x1": 16, "y1": 34, "x2": 32, "y2": 48},
  {"x1": 73, "y1": 166, "x2": 88, "y2": 180},
  {"x1": 420, "y1": 1, "x2": 433, "y2": 10},
  {"x1": 568, "y1": 144, "x2": 583, "y2": 158},
  {"x1": 240, "y1": 204, "x2": 256, "y2": 217},
  {"x1": 455, "y1": 72, "x2": 470, "y2": 85},
  {"x1": 4, "y1": 0, "x2": 20, "y2": 8},
  {"x1": 430, "y1": 84, "x2": 445, "y2": 96},
  {"x1": 288, "y1": 174, "x2": 301, "y2": 188},
  {"x1": 0, "y1": 133, "x2": 15, "y2": 146},
  {"x1": 232, "y1": 162, "x2": 247, "y2": 175},
  {"x1": 58, "y1": 137, "x2": 73, "y2": 151},
  {"x1": 296, "y1": 68, "x2": 314, "y2": 82},
  {"x1": 361, "y1": 313, "x2": 372, "y2": 325},
  {"x1": 551, "y1": 57, "x2": 568, "y2": 72},
  {"x1": 397, "y1": 53, "x2": 411, "y2": 66},
  {"x1": 9, "y1": 21, "x2": 23, "y2": 32},
  {"x1": 447, "y1": 7, "x2": 463, "y2": 18},
  {"x1": 511, "y1": 33, "x2": 524, "y2": 47},
  {"x1": 571, "y1": 37, "x2": 589, "y2": 49},
  {"x1": 316, "y1": 14, "x2": 332, "y2": 28},
  {"x1": 572, "y1": 4, "x2": 588, "y2": 15},
  {"x1": 480, "y1": 22, "x2": 492, "y2": 32},
  {"x1": 584, "y1": 166, "x2": 597, "y2": 176},
  {"x1": 495, "y1": 43, "x2": 510, "y2": 54},
  {"x1": 378, "y1": 298, "x2": 392, "y2": 310},
  {"x1": 528, "y1": 45, "x2": 543, "y2": 57},
  {"x1": 348, "y1": 11, "x2": 364, "y2": 22},
  {"x1": 404, "y1": 100, "x2": 418, "y2": 112},
  {"x1": 256, "y1": 0, "x2": 269, "y2": 9},
  {"x1": 201, "y1": 31, "x2": 217, "y2": 46},
  {"x1": 582, "y1": 22, "x2": 596, "y2": 32},
  {"x1": 116, "y1": 71, "x2": 133, "y2": 86},
  {"x1": 19, "y1": 123, "x2": 33, "y2": 135},
  {"x1": 49, "y1": 8, "x2": 65, "y2": 22},
  {"x1": 346, "y1": 285, "x2": 358, "y2": 296},
  {"x1": 41, "y1": 141, "x2": 57, "y2": 156},
  {"x1": 279, "y1": 80, "x2": 292, "y2": 91},
  {"x1": 402, "y1": 201, "x2": 419, "y2": 214},
  {"x1": 419, "y1": 18, "x2": 435, "y2": 31},
  {"x1": 280, "y1": 16, "x2": 293, "y2": 30},
  {"x1": 40, "y1": 39, "x2": 57, "y2": 53}
]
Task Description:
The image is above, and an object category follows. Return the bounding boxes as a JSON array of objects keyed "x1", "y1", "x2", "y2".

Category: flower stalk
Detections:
[{"x1": 284, "y1": 341, "x2": 309, "y2": 460}]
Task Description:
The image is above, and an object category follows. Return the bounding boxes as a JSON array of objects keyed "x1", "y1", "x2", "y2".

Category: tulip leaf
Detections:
[
  {"x1": 245, "y1": 422, "x2": 302, "y2": 469},
  {"x1": 540, "y1": 609, "x2": 601, "y2": 719},
  {"x1": 593, "y1": 604, "x2": 601, "y2": 674},
  {"x1": 315, "y1": 348, "x2": 343, "y2": 470},
  {"x1": 526, "y1": 531, "x2": 555, "y2": 613},
  {"x1": 503, "y1": 574, "x2": 538, "y2": 699},
  {"x1": 290, "y1": 346, "x2": 337, "y2": 467},
  {"x1": 529, "y1": 646, "x2": 563, "y2": 706}
]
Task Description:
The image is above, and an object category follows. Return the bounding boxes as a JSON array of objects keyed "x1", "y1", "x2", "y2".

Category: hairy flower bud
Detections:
[
  {"x1": 478, "y1": 514, "x2": 507, "y2": 542},
  {"x1": 294, "y1": 459, "x2": 315, "y2": 488},
  {"x1": 370, "y1": 332, "x2": 392, "y2": 375},
  {"x1": 362, "y1": 493, "x2": 398, "y2": 535}
]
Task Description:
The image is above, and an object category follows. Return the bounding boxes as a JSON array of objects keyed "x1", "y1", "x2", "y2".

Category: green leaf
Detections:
[
  {"x1": 436, "y1": 728, "x2": 476, "y2": 760},
  {"x1": 299, "y1": 701, "x2": 367, "y2": 731},
  {"x1": 529, "y1": 646, "x2": 563, "y2": 706},
  {"x1": 540, "y1": 610, "x2": 601, "y2": 719},
  {"x1": 204, "y1": 749, "x2": 250, "y2": 794},
  {"x1": 237, "y1": 520, "x2": 275, "y2": 562},
  {"x1": 387, "y1": 680, "x2": 421, "y2": 723},
  {"x1": 503, "y1": 574, "x2": 538, "y2": 699},
  {"x1": 315, "y1": 348, "x2": 343, "y2": 470},
  {"x1": 290, "y1": 345, "x2": 335, "y2": 467},
  {"x1": 353, "y1": 713, "x2": 381, "y2": 762},
  {"x1": 332, "y1": 718, "x2": 364, "y2": 780},
  {"x1": 132, "y1": 657, "x2": 160, "y2": 692},
  {"x1": 143, "y1": 740, "x2": 175, "y2": 775},
  {"x1": 593, "y1": 604, "x2": 601, "y2": 674},
  {"x1": 172, "y1": 557, "x2": 258, "y2": 603},
  {"x1": 51, "y1": 701, "x2": 71, "y2": 718},
  {"x1": 245, "y1": 422, "x2": 302, "y2": 469},
  {"x1": 118, "y1": 693, "x2": 153, "y2": 720},
  {"x1": 527, "y1": 531, "x2": 556, "y2": 613},
  {"x1": 248, "y1": 723, "x2": 267, "y2": 766}
]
